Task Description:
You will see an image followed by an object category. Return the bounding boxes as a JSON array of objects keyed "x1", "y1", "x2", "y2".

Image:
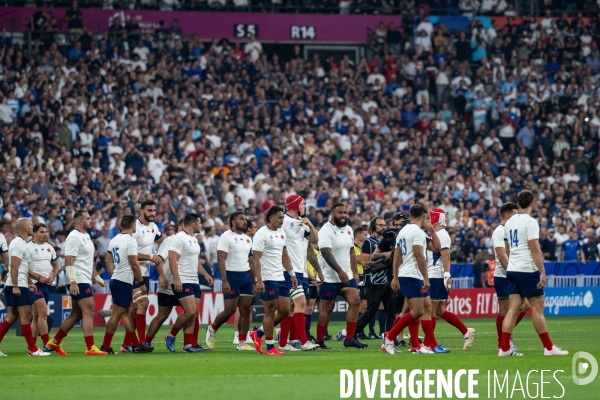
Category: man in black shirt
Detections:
[
  {"x1": 66, "y1": 1, "x2": 83, "y2": 32},
  {"x1": 540, "y1": 228, "x2": 558, "y2": 262}
]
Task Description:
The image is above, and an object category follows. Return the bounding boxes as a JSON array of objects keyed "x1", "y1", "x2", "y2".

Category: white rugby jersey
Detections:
[
  {"x1": 157, "y1": 236, "x2": 174, "y2": 295},
  {"x1": 7, "y1": 236, "x2": 30, "y2": 287},
  {"x1": 505, "y1": 213, "x2": 540, "y2": 273},
  {"x1": 28, "y1": 241, "x2": 57, "y2": 284},
  {"x1": 492, "y1": 224, "x2": 508, "y2": 278},
  {"x1": 133, "y1": 219, "x2": 162, "y2": 277},
  {"x1": 252, "y1": 226, "x2": 287, "y2": 281},
  {"x1": 108, "y1": 233, "x2": 138, "y2": 284},
  {"x1": 426, "y1": 229, "x2": 451, "y2": 279},
  {"x1": 168, "y1": 231, "x2": 200, "y2": 284},
  {"x1": 317, "y1": 222, "x2": 354, "y2": 283},
  {"x1": 0, "y1": 233, "x2": 8, "y2": 255},
  {"x1": 217, "y1": 230, "x2": 252, "y2": 272},
  {"x1": 397, "y1": 224, "x2": 427, "y2": 280},
  {"x1": 65, "y1": 229, "x2": 95, "y2": 284},
  {"x1": 283, "y1": 214, "x2": 310, "y2": 275}
]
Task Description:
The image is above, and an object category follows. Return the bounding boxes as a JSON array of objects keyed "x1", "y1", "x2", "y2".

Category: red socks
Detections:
[
  {"x1": 386, "y1": 313, "x2": 415, "y2": 342},
  {"x1": 289, "y1": 317, "x2": 298, "y2": 341},
  {"x1": 211, "y1": 322, "x2": 218, "y2": 332},
  {"x1": 408, "y1": 319, "x2": 421, "y2": 349},
  {"x1": 432, "y1": 317, "x2": 437, "y2": 331},
  {"x1": 293, "y1": 313, "x2": 308, "y2": 344},
  {"x1": 193, "y1": 318, "x2": 199, "y2": 347},
  {"x1": 0, "y1": 320, "x2": 11, "y2": 342},
  {"x1": 539, "y1": 332, "x2": 553, "y2": 351},
  {"x1": 125, "y1": 331, "x2": 140, "y2": 347},
  {"x1": 346, "y1": 321, "x2": 357, "y2": 339},
  {"x1": 422, "y1": 319, "x2": 438, "y2": 349},
  {"x1": 135, "y1": 313, "x2": 146, "y2": 343},
  {"x1": 184, "y1": 333, "x2": 193, "y2": 347},
  {"x1": 22, "y1": 324, "x2": 39, "y2": 352},
  {"x1": 316, "y1": 324, "x2": 327, "y2": 343},
  {"x1": 239, "y1": 333, "x2": 247, "y2": 343},
  {"x1": 84, "y1": 335, "x2": 95, "y2": 351},
  {"x1": 496, "y1": 315, "x2": 505, "y2": 345},
  {"x1": 54, "y1": 328, "x2": 68, "y2": 345},
  {"x1": 279, "y1": 316, "x2": 293, "y2": 346},
  {"x1": 41, "y1": 333, "x2": 49, "y2": 346},
  {"x1": 169, "y1": 325, "x2": 181, "y2": 337},
  {"x1": 515, "y1": 312, "x2": 526, "y2": 326},
  {"x1": 102, "y1": 332, "x2": 114, "y2": 349},
  {"x1": 441, "y1": 311, "x2": 468, "y2": 335},
  {"x1": 500, "y1": 332, "x2": 512, "y2": 352}
]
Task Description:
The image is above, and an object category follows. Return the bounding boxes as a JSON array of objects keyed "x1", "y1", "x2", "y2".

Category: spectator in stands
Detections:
[
  {"x1": 561, "y1": 230, "x2": 585, "y2": 262},
  {"x1": 541, "y1": 228, "x2": 558, "y2": 262}
]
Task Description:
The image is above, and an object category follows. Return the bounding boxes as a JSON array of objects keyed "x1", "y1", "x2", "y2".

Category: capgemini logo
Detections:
[
  {"x1": 583, "y1": 291, "x2": 594, "y2": 308},
  {"x1": 545, "y1": 291, "x2": 594, "y2": 314}
]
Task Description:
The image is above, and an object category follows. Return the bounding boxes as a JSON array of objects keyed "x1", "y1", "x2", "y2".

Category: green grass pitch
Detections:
[{"x1": 1, "y1": 316, "x2": 599, "y2": 399}]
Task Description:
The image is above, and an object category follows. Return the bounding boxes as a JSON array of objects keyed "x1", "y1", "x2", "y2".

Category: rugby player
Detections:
[
  {"x1": 426, "y1": 208, "x2": 476, "y2": 350},
  {"x1": 165, "y1": 213, "x2": 213, "y2": 353},
  {"x1": 47, "y1": 210, "x2": 107, "y2": 355},
  {"x1": 314, "y1": 203, "x2": 366, "y2": 349},
  {"x1": 278, "y1": 195, "x2": 320, "y2": 351},
  {"x1": 0, "y1": 228, "x2": 8, "y2": 272},
  {"x1": 493, "y1": 202, "x2": 531, "y2": 350},
  {"x1": 499, "y1": 191, "x2": 567, "y2": 356},
  {"x1": 233, "y1": 218, "x2": 258, "y2": 345},
  {"x1": 146, "y1": 220, "x2": 180, "y2": 347},
  {"x1": 101, "y1": 214, "x2": 152, "y2": 354},
  {"x1": 126, "y1": 200, "x2": 163, "y2": 350},
  {"x1": 249, "y1": 206, "x2": 298, "y2": 355},
  {"x1": 205, "y1": 211, "x2": 256, "y2": 351},
  {"x1": 0, "y1": 218, "x2": 50, "y2": 356},
  {"x1": 27, "y1": 222, "x2": 59, "y2": 352}
]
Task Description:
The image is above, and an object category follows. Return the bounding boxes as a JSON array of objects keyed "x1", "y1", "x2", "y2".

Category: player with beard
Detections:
[
  {"x1": 47, "y1": 210, "x2": 107, "y2": 355},
  {"x1": 276, "y1": 195, "x2": 321, "y2": 352},
  {"x1": 426, "y1": 208, "x2": 476, "y2": 351},
  {"x1": 123, "y1": 200, "x2": 164, "y2": 352},
  {"x1": 315, "y1": 203, "x2": 366, "y2": 349},
  {"x1": 205, "y1": 212, "x2": 257, "y2": 351},
  {"x1": 0, "y1": 218, "x2": 50, "y2": 356},
  {"x1": 27, "y1": 223, "x2": 59, "y2": 352},
  {"x1": 145, "y1": 220, "x2": 182, "y2": 347}
]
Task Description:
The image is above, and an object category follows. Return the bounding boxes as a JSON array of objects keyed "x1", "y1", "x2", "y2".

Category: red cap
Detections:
[
  {"x1": 430, "y1": 208, "x2": 446, "y2": 226},
  {"x1": 285, "y1": 194, "x2": 304, "y2": 212}
]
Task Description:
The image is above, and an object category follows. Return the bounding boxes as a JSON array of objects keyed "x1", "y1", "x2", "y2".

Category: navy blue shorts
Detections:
[
  {"x1": 172, "y1": 283, "x2": 201, "y2": 301},
  {"x1": 506, "y1": 271, "x2": 544, "y2": 298},
  {"x1": 289, "y1": 273, "x2": 309, "y2": 299},
  {"x1": 429, "y1": 278, "x2": 448, "y2": 301},
  {"x1": 261, "y1": 280, "x2": 290, "y2": 301},
  {"x1": 31, "y1": 283, "x2": 50, "y2": 303},
  {"x1": 133, "y1": 276, "x2": 150, "y2": 291},
  {"x1": 3, "y1": 286, "x2": 33, "y2": 307},
  {"x1": 109, "y1": 279, "x2": 133, "y2": 308},
  {"x1": 223, "y1": 270, "x2": 254, "y2": 300},
  {"x1": 399, "y1": 277, "x2": 428, "y2": 299},
  {"x1": 319, "y1": 279, "x2": 358, "y2": 301},
  {"x1": 157, "y1": 292, "x2": 176, "y2": 307},
  {"x1": 495, "y1": 276, "x2": 510, "y2": 299},
  {"x1": 71, "y1": 283, "x2": 94, "y2": 301}
]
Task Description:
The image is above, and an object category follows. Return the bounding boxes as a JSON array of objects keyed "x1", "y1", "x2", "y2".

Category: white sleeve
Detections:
[
  {"x1": 126, "y1": 237, "x2": 138, "y2": 257},
  {"x1": 217, "y1": 233, "x2": 230, "y2": 253},
  {"x1": 0, "y1": 235, "x2": 9, "y2": 253},
  {"x1": 168, "y1": 235, "x2": 185, "y2": 255},
  {"x1": 492, "y1": 229, "x2": 506, "y2": 250},
  {"x1": 318, "y1": 225, "x2": 332, "y2": 249},
  {"x1": 64, "y1": 235, "x2": 80, "y2": 257},
  {"x1": 439, "y1": 231, "x2": 451, "y2": 251},
  {"x1": 526, "y1": 219, "x2": 540, "y2": 241},
  {"x1": 157, "y1": 239, "x2": 170, "y2": 260},
  {"x1": 12, "y1": 240, "x2": 27, "y2": 260},
  {"x1": 413, "y1": 229, "x2": 427, "y2": 248},
  {"x1": 252, "y1": 229, "x2": 266, "y2": 253}
]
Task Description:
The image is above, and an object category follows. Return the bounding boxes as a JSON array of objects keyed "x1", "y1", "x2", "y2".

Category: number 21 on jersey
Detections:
[
  {"x1": 509, "y1": 230, "x2": 519, "y2": 248},
  {"x1": 398, "y1": 238, "x2": 408, "y2": 255}
]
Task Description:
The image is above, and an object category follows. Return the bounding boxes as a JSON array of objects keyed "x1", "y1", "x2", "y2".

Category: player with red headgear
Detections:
[{"x1": 427, "y1": 208, "x2": 476, "y2": 350}]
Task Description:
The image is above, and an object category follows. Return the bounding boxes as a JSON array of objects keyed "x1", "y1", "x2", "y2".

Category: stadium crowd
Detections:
[{"x1": 1, "y1": 5, "x2": 600, "y2": 292}]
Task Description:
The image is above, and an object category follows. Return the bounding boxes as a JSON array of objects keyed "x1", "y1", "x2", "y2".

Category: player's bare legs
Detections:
[
  {"x1": 147, "y1": 305, "x2": 173, "y2": 343},
  {"x1": 384, "y1": 297, "x2": 425, "y2": 354},
  {"x1": 339, "y1": 288, "x2": 366, "y2": 348},
  {"x1": 32, "y1": 297, "x2": 49, "y2": 343},
  {"x1": 237, "y1": 296, "x2": 253, "y2": 344},
  {"x1": 259, "y1": 296, "x2": 290, "y2": 354},
  {"x1": 421, "y1": 296, "x2": 439, "y2": 349},
  {"x1": 315, "y1": 298, "x2": 335, "y2": 348},
  {"x1": 102, "y1": 304, "x2": 144, "y2": 353},
  {"x1": 135, "y1": 291, "x2": 149, "y2": 343},
  {"x1": 165, "y1": 295, "x2": 196, "y2": 352}
]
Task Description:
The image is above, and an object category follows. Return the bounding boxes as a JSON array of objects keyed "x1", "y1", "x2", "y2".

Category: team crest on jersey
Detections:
[
  {"x1": 290, "y1": 222, "x2": 294, "y2": 228},
  {"x1": 333, "y1": 231, "x2": 338, "y2": 237},
  {"x1": 35, "y1": 248, "x2": 38, "y2": 253},
  {"x1": 347, "y1": 230, "x2": 351, "y2": 235},
  {"x1": 152, "y1": 229, "x2": 155, "y2": 233},
  {"x1": 234, "y1": 237, "x2": 238, "y2": 242},
  {"x1": 246, "y1": 239, "x2": 250, "y2": 243},
  {"x1": 281, "y1": 235, "x2": 285, "y2": 239},
  {"x1": 47, "y1": 248, "x2": 51, "y2": 252}
]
